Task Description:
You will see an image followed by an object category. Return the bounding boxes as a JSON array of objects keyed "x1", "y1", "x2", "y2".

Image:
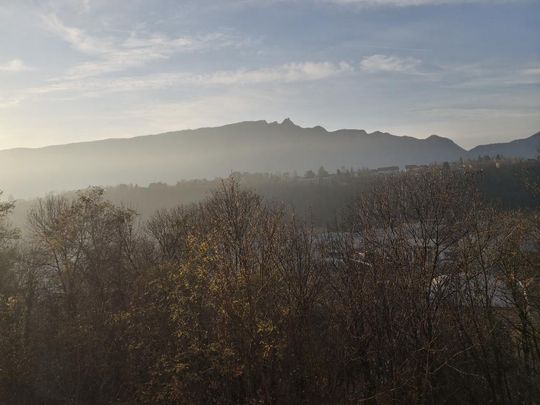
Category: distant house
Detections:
[
  {"x1": 314, "y1": 232, "x2": 367, "y2": 266},
  {"x1": 374, "y1": 166, "x2": 400, "y2": 174},
  {"x1": 405, "y1": 164, "x2": 429, "y2": 171}
]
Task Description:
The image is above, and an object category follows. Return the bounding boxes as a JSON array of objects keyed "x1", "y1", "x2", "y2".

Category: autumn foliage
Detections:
[{"x1": 0, "y1": 170, "x2": 539, "y2": 404}]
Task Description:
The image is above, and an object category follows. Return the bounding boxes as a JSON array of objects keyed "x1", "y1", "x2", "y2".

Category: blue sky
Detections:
[{"x1": 0, "y1": 0, "x2": 539, "y2": 149}]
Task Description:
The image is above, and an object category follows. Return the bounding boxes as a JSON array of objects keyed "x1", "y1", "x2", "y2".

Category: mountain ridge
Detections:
[
  {"x1": 0, "y1": 119, "x2": 465, "y2": 153},
  {"x1": 0, "y1": 119, "x2": 538, "y2": 198},
  {"x1": 468, "y1": 131, "x2": 540, "y2": 157}
]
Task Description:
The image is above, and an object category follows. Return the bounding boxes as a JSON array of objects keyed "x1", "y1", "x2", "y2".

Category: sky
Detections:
[{"x1": 0, "y1": 0, "x2": 539, "y2": 150}]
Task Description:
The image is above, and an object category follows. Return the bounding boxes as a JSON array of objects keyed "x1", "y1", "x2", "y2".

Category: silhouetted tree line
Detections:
[
  {"x1": 1, "y1": 167, "x2": 540, "y2": 404},
  {"x1": 9, "y1": 158, "x2": 539, "y2": 233}
]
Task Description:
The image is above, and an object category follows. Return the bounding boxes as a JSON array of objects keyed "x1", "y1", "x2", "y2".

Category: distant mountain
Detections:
[
  {"x1": 0, "y1": 119, "x2": 536, "y2": 198},
  {"x1": 468, "y1": 132, "x2": 540, "y2": 159}
]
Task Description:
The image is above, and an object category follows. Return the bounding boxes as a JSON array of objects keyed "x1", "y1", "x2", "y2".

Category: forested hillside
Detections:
[
  {"x1": 1, "y1": 166, "x2": 539, "y2": 404},
  {"x1": 9, "y1": 158, "x2": 540, "y2": 230}
]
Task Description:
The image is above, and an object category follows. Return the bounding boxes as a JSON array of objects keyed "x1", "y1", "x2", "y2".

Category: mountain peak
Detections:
[
  {"x1": 426, "y1": 134, "x2": 458, "y2": 145},
  {"x1": 280, "y1": 118, "x2": 298, "y2": 127}
]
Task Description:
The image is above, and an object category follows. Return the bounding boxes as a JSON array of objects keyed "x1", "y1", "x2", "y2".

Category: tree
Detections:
[
  {"x1": 318, "y1": 166, "x2": 329, "y2": 178},
  {"x1": 23, "y1": 187, "x2": 142, "y2": 403},
  {"x1": 0, "y1": 192, "x2": 24, "y2": 403}
]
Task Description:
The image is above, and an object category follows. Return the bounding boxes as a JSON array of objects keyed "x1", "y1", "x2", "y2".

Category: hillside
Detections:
[
  {"x1": 0, "y1": 119, "x2": 536, "y2": 198},
  {"x1": 468, "y1": 132, "x2": 540, "y2": 159}
]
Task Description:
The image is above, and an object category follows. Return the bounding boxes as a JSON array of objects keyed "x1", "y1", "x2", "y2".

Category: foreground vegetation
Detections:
[{"x1": 1, "y1": 166, "x2": 539, "y2": 404}]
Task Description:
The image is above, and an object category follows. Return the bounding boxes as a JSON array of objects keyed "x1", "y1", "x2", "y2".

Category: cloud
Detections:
[
  {"x1": 0, "y1": 97, "x2": 22, "y2": 108},
  {"x1": 360, "y1": 54, "x2": 421, "y2": 73},
  {"x1": 438, "y1": 61, "x2": 540, "y2": 88},
  {"x1": 43, "y1": 14, "x2": 243, "y2": 79},
  {"x1": 520, "y1": 65, "x2": 540, "y2": 76},
  {"x1": 79, "y1": 0, "x2": 91, "y2": 12},
  {"x1": 0, "y1": 59, "x2": 32, "y2": 72},
  {"x1": 43, "y1": 14, "x2": 108, "y2": 55},
  {"x1": 0, "y1": 60, "x2": 350, "y2": 110},
  {"x1": 22, "y1": 61, "x2": 353, "y2": 99},
  {"x1": 220, "y1": 0, "x2": 523, "y2": 8},
  {"x1": 325, "y1": 0, "x2": 519, "y2": 6},
  {"x1": 198, "y1": 61, "x2": 353, "y2": 85}
]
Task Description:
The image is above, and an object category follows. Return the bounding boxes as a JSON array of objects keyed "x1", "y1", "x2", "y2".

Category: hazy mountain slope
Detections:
[
  {"x1": 468, "y1": 132, "x2": 540, "y2": 159},
  {"x1": 0, "y1": 119, "x2": 533, "y2": 198}
]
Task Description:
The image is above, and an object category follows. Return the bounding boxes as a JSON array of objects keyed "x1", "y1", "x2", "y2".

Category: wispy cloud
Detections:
[
  {"x1": 325, "y1": 0, "x2": 521, "y2": 6},
  {"x1": 197, "y1": 61, "x2": 353, "y2": 85},
  {"x1": 438, "y1": 61, "x2": 540, "y2": 88},
  {"x1": 24, "y1": 61, "x2": 353, "y2": 100},
  {"x1": 224, "y1": 0, "x2": 524, "y2": 8},
  {"x1": 0, "y1": 59, "x2": 33, "y2": 72},
  {"x1": 43, "y1": 14, "x2": 244, "y2": 79},
  {"x1": 520, "y1": 64, "x2": 540, "y2": 76},
  {"x1": 360, "y1": 54, "x2": 421, "y2": 73},
  {"x1": 0, "y1": 96, "x2": 23, "y2": 108}
]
